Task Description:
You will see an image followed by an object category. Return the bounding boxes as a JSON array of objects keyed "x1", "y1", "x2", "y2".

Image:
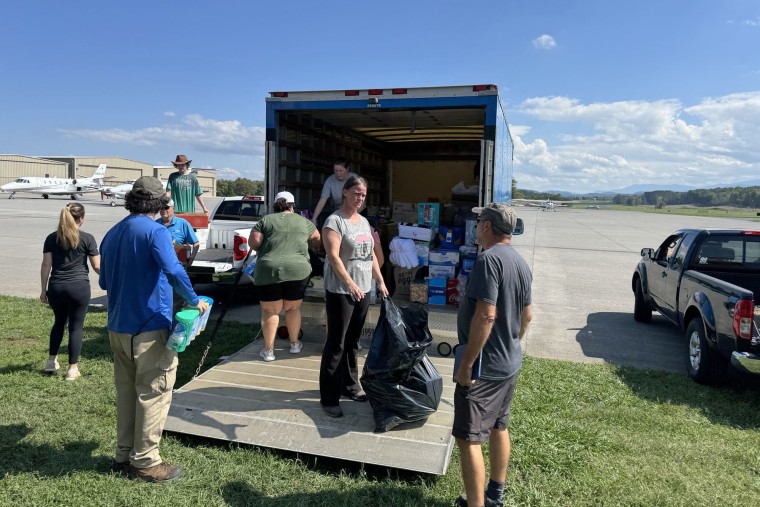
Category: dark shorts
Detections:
[
  {"x1": 452, "y1": 373, "x2": 519, "y2": 442},
  {"x1": 257, "y1": 278, "x2": 310, "y2": 302}
]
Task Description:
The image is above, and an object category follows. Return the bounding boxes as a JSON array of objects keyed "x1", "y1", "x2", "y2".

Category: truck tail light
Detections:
[
  {"x1": 733, "y1": 300, "x2": 754, "y2": 340},
  {"x1": 233, "y1": 234, "x2": 249, "y2": 262}
]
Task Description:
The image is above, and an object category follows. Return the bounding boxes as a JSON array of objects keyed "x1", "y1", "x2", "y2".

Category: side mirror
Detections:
[
  {"x1": 641, "y1": 248, "x2": 654, "y2": 259},
  {"x1": 513, "y1": 217, "x2": 525, "y2": 236}
]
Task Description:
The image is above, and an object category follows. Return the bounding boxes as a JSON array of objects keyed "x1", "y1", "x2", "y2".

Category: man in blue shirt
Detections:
[
  {"x1": 156, "y1": 198, "x2": 200, "y2": 267},
  {"x1": 100, "y1": 176, "x2": 208, "y2": 483}
]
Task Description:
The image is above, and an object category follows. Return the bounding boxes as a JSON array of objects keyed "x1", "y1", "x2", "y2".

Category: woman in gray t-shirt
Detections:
[{"x1": 319, "y1": 176, "x2": 388, "y2": 418}]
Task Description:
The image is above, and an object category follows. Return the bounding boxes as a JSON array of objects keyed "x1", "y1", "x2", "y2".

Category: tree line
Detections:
[
  {"x1": 216, "y1": 178, "x2": 264, "y2": 197},
  {"x1": 612, "y1": 186, "x2": 760, "y2": 208}
]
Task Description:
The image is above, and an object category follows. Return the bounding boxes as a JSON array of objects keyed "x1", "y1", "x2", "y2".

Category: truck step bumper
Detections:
[{"x1": 730, "y1": 351, "x2": 760, "y2": 375}]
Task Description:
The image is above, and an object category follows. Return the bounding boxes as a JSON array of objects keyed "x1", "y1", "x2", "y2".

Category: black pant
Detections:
[
  {"x1": 47, "y1": 281, "x2": 91, "y2": 364},
  {"x1": 320, "y1": 290, "x2": 370, "y2": 407}
]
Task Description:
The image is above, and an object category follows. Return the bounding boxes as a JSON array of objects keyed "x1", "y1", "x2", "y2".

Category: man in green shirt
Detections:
[{"x1": 166, "y1": 154, "x2": 209, "y2": 214}]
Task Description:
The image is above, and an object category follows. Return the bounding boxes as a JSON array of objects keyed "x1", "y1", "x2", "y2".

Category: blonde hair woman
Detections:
[{"x1": 40, "y1": 203, "x2": 100, "y2": 380}]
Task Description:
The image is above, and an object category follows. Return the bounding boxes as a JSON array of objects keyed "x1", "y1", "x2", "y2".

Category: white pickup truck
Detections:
[{"x1": 186, "y1": 195, "x2": 263, "y2": 291}]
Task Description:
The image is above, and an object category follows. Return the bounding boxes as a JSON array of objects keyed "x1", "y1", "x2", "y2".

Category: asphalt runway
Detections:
[{"x1": 2, "y1": 193, "x2": 759, "y2": 376}]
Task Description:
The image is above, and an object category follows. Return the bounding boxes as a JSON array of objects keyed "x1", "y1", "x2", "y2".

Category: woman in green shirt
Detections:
[{"x1": 249, "y1": 191, "x2": 320, "y2": 361}]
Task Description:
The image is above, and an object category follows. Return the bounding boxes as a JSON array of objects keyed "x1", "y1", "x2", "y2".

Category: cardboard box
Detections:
[
  {"x1": 393, "y1": 266, "x2": 420, "y2": 297},
  {"x1": 399, "y1": 223, "x2": 435, "y2": 242},
  {"x1": 427, "y1": 276, "x2": 447, "y2": 305},
  {"x1": 418, "y1": 202, "x2": 441, "y2": 228},
  {"x1": 429, "y1": 264, "x2": 456, "y2": 279},
  {"x1": 459, "y1": 245, "x2": 478, "y2": 259},
  {"x1": 460, "y1": 258, "x2": 476, "y2": 276},
  {"x1": 392, "y1": 202, "x2": 418, "y2": 223},
  {"x1": 414, "y1": 240, "x2": 430, "y2": 266},
  {"x1": 465, "y1": 219, "x2": 478, "y2": 246},
  {"x1": 176, "y1": 212, "x2": 209, "y2": 229},
  {"x1": 429, "y1": 249, "x2": 460, "y2": 267},
  {"x1": 438, "y1": 226, "x2": 464, "y2": 250}
]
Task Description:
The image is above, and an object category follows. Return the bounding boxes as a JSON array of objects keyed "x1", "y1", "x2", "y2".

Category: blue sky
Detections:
[{"x1": 2, "y1": 0, "x2": 759, "y2": 193}]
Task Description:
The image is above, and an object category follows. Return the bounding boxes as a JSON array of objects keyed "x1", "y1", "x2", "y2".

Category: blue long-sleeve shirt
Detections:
[{"x1": 99, "y1": 214, "x2": 198, "y2": 334}]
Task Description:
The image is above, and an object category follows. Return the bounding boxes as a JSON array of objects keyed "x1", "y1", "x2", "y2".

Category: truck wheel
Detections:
[
  {"x1": 685, "y1": 319, "x2": 725, "y2": 385},
  {"x1": 633, "y1": 279, "x2": 652, "y2": 323}
]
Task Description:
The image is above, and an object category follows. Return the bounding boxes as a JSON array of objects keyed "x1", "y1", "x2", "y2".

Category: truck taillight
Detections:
[
  {"x1": 233, "y1": 235, "x2": 249, "y2": 262},
  {"x1": 733, "y1": 300, "x2": 754, "y2": 340}
]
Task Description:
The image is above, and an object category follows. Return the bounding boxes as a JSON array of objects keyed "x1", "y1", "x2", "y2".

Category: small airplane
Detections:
[
  {"x1": 1, "y1": 164, "x2": 107, "y2": 200},
  {"x1": 101, "y1": 179, "x2": 168, "y2": 206},
  {"x1": 100, "y1": 180, "x2": 136, "y2": 206},
  {"x1": 521, "y1": 199, "x2": 568, "y2": 211}
]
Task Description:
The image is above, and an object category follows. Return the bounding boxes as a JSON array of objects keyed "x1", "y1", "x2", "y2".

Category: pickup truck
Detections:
[
  {"x1": 632, "y1": 228, "x2": 760, "y2": 384},
  {"x1": 186, "y1": 195, "x2": 263, "y2": 293}
]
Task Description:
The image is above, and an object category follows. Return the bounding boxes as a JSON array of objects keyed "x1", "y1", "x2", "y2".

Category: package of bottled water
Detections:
[{"x1": 166, "y1": 296, "x2": 215, "y2": 352}]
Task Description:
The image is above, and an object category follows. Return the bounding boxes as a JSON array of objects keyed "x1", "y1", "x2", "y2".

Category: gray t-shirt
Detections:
[
  {"x1": 323, "y1": 211, "x2": 374, "y2": 294},
  {"x1": 321, "y1": 172, "x2": 358, "y2": 207},
  {"x1": 456, "y1": 243, "x2": 532, "y2": 380}
]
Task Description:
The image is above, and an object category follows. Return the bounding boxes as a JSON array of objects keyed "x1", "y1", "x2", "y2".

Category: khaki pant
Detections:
[{"x1": 109, "y1": 328, "x2": 177, "y2": 469}]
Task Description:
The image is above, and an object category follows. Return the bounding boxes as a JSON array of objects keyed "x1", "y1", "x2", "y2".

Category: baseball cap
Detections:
[
  {"x1": 472, "y1": 203, "x2": 517, "y2": 235},
  {"x1": 166, "y1": 199, "x2": 174, "y2": 207},
  {"x1": 275, "y1": 191, "x2": 295, "y2": 203},
  {"x1": 129, "y1": 176, "x2": 165, "y2": 200}
]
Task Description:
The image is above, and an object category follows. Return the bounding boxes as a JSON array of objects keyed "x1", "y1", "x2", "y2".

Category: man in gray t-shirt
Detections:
[
  {"x1": 311, "y1": 159, "x2": 357, "y2": 227},
  {"x1": 452, "y1": 203, "x2": 533, "y2": 507}
]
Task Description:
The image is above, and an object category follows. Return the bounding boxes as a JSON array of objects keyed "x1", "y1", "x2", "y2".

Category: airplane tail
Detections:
[{"x1": 91, "y1": 164, "x2": 107, "y2": 181}]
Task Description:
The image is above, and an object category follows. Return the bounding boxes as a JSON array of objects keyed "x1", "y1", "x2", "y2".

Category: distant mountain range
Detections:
[{"x1": 537, "y1": 179, "x2": 760, "y2": 197}]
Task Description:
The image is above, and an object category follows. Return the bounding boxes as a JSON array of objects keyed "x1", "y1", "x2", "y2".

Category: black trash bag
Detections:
[
  {"x1": 363, "y1": 298, "x2": 433, "y2": 376},
  {"x1": 360, "y1": 298, "x2": 443, "y2": 433}
]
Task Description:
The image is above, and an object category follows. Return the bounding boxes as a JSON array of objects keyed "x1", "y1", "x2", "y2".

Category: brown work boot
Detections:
[{"x1": 129, "y1": 462, "x2": 183, "y2": 483}]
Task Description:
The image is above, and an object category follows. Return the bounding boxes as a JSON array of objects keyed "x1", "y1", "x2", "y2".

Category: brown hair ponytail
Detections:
[{"x1": 57, "y1": 203, "x2": 85, "y2": 250}]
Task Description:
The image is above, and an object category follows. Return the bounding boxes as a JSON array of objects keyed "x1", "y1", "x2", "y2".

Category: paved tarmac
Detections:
[{"x1": 2, "y1": 193, "x2": 759, "y2": 376}]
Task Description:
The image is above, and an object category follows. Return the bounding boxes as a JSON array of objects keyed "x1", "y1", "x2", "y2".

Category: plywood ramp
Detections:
[{"x1": 165, "y1": 338, "x2": 457, "y2": 475}]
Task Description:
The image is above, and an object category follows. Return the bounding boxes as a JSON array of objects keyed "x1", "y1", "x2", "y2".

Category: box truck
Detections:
[{"x1": 264, "y1": 84, "x2": 518, "y2": 353}]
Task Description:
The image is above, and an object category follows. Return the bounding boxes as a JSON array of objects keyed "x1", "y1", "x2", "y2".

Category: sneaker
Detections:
[
  {"x1": 259, "y1": 348, "x2": 275, "y2": 362},
  {"x1": 456, "y1": 494, "x2": 503, "y2": 507},
  {"x1": 111, "y1": 460, "x2": 130, "y2": 475},
  {"x1": 64, "y1": 368, "x2": 81, "y2": 381},
  {"x1": 322, "y1": 405, "x2": 343, "y2": 418},
  {"x1": 44, "y1": 358, "x2": 60, "y2": 373},
  {"x1": 129, "y1": 462, "x2": 183, "y2": 483},
  {"x1": 289, "y1": 341, "x2": 303, "y2": 354}
]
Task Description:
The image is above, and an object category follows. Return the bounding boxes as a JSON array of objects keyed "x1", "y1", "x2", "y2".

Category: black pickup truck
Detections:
[{"x1": 632, "y1": 229, "x2": 760, "y2": 384}]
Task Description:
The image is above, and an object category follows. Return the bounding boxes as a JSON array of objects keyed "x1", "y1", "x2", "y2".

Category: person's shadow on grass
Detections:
[
  {"x1": 0, "y1": 423, "x2": 111, "y2": 477},
  {"x1": 220, "y1": 479, "x2": 451, "y2": 507}
]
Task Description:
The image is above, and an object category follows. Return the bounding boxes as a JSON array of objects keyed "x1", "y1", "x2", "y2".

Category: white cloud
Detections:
[
  {"x1": 512, "y1": 91, "x2": 760, "y2": 192},
  {"x1": 59, "y1": 114, "x2": 266, "y2": 158},
  {"x1": 163, "y1": 111, "x2": 176, "y2": 117},
  {"x1": 743, "y1": 18, "x2": 759, "y2": 26},
  {"x1": 532, "y1": 34, "x2": 557, "y2": 50}
]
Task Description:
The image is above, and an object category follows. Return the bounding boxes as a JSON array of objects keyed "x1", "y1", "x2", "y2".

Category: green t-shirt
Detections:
[
  {"x1": 252, "y1": 212, "x2": 316, "y2": 286},
  {"x1": 167, "y1": 172, "x2": 202, "y2": 213}
]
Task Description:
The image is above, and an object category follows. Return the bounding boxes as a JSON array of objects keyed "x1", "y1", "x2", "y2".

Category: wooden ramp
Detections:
[{"x1": 165, "y1": 335, "x2": 457, "y2": 475}]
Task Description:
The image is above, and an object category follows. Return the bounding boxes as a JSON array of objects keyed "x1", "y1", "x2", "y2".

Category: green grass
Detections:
[
  {"x1": 598, "y1": 204, "x2": 760, "y2": 220},
  {"x1": 2, "y1": 295, "x2": 760, "y2": 506}
]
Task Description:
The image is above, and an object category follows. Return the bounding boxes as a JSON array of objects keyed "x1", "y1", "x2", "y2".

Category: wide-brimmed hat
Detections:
[
  {"x1": 472, "y1": 203, "x2": 517, "y2": 235},
  {"x1": 172, "y1": 154, "x2": 192, "y2": 167},
  {"x1": 129, "y1": 176, "x2": 165, "y2": 200}
]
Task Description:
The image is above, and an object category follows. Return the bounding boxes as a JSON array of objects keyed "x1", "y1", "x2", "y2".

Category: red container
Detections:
[
  {"x1": 446, "y1": 278, "x2": 459, "y2": 306},
  {"x1": 176, "y1": 212, "x2": 209, "y2": 229}
]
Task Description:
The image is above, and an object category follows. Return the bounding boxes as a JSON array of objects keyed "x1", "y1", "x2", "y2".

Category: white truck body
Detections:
[{"x1": 264, "y1": 85, "x2": 516, "y2": 350}]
